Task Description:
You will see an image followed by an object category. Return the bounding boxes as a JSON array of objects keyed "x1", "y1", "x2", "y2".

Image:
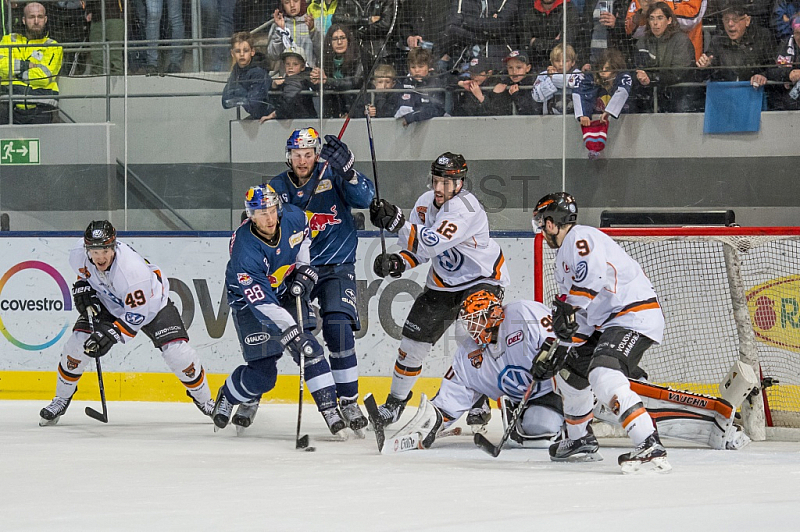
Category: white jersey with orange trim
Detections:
[
  {"x1": 432, "y1": 301, "x2": 555, "y2": 422},
  {"x1": 68, "y1": 240, "x2": 170, "y2": 340},
  {"x1": 553, "y1": 225, "x2": 664, "y2": 344},
  {"x1": 395, "y1": 189, "x2": 510, "y2": 292}
]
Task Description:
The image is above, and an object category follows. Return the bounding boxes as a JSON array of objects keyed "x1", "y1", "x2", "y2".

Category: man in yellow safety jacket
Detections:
[{"x1": 0, "y1": 2, "x2": 63, "y2": 124}]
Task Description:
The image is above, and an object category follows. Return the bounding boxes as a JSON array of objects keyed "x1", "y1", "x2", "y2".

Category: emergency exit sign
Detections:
[{"x1": 0, "y1": 139, "x2": 39, "y2": 164}]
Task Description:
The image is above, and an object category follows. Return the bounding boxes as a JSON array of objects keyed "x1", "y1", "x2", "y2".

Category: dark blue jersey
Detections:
[
  {"x1": 225, "y1": 204, "x2": 310, "y2": 330},
  {"x1": 270, "y1": 163, "x2": 374, "y2": 266}
]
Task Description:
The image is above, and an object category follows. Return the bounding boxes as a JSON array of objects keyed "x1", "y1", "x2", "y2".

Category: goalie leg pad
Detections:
[{"x1": 383, "y1": 393, "x2": 443, "y2": 453}]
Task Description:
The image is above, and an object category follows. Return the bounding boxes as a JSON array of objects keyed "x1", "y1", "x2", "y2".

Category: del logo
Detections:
[
  {"x1": 746, "y1": 275, "x2": 800, "y2": 352},
  {"x1": 0, "y1": 260, "x2": 72, "y2": 351},
  {"x1": 237, "y1": 273, "x2": 253, "y2": 286},
  {"x1": 125, "y1": 312, "x2": 145, "y2": 325},
  {"x1": 506, "y1": 330, "x2": 523, "y2": 347}
]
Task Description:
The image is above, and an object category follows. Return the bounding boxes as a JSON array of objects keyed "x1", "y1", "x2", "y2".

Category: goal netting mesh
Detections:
[{"x1": 536, "y1": 228, "x2": 800, "y2": 430}]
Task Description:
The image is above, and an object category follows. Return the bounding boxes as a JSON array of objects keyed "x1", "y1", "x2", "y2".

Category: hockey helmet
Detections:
[
  {"x1": 245, "y1": 185, "x2": 282, "y2": 218},
  {"x1": 431, "y1": 152, "x2": 468, "y2": 181},
  {"x1": 532, "y1": 192, "x2": 578, "y2": 233},
  {"x1": 285, "y1": 127, "x2": 322, "y2": 164},
  {"x1": 84, "y1": 220, "x2": 117, "y2": 250},
  {"x1": 460, "y1": 290, "x2": 505, "y2": 347}
]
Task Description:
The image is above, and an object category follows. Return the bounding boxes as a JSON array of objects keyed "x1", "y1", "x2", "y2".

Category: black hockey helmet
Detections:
[
  {"x1": 84, "y1": 220, "x2": 117, "y2": 250},
  {"x1": 532, "y1": 192, "x2": 578, "y2": 232},
  {"x1": 431, "y1": 152, "x2": 468, "y2": 181}
]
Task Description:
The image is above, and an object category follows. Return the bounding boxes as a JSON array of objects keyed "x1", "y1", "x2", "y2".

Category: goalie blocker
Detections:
[{"x1": 593, "y1": 380, "x2": 750, "y2": 450}]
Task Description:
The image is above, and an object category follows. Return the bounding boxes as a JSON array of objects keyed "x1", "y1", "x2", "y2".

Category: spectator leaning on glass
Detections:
[
  {"x1": 453, "y1": 56, "x2": 496, "y2": 117},
  {"x1": 0, "y1": 2, "x2": 63, "y2": 124},
  {"x1": 767, "y1": 15, "x2": 800, "y2": 110},
  {"x1": 365, "y1": 63, "x2": 400, "y2": 118}
]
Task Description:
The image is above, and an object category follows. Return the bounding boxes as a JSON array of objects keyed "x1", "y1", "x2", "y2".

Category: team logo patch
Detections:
[
  {"x1": 506, "y1": 330, "x2": 523, "y2": 347},
  {"x1": 125, "y1": 312, "x2": 145, "y2": 325},
  {"x1": 182, "y1": 363, "x2": 196, "y2": 379},
  {"x1": 498, "y1": 366, "x2": 537, "y2": 402},
  {"x1": 315, "y1": 179, "x2": 332, "y2": 194},
  {"x1": 468, "y1": 349, "x2": 484, "y2": 369},
  {"x1": 574, "y1": 261, "x2": 588, "y2": 283},
  {"x1": 238, "y1": 273, "x2": 253, "y2": 285},
  {"x1": 245, "y1": 332, "x2": 270, "y2": 345},
  {"x1": 289, "y1": 232, "x2": 304, "y2": 247},
  {"x1": 416, "y1": 206, "x2": 427, "y2": 223},
  {"x1": 437, "y1": 248, "x2": 463, "y2": 272},
  {"x1": 66, "y1": 355, "x2": 80, "y2": 370},
  {"x1": 419, "y1": 228, "x2": 440, "y2": 246}
]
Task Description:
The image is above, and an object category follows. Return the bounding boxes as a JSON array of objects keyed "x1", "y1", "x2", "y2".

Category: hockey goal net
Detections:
[{"x1": 534, "y1": 227, "x2": 800, "y2": 437}]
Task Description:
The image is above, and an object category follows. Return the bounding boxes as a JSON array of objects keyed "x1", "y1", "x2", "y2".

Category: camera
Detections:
[
  {"x1": 598, "y1": 1, "x2": 611, "y2": 13},
  {"x1": 420, "y1": 41, "x2": 434, "y2": 51}
]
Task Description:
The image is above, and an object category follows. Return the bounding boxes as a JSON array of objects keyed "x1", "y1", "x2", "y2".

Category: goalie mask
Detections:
[
  {"x1": 285, "y1": 127, "x2": 321, "y2": 165},
  {"x1": 460, "y1": 290, "x2": 505, "y2": 347},
  {"x1": 532, "y1": 192, "x2": 578, "y2": 233},
  {"x1": 245, "y1": 185, "x2": 282, "y2": 218},
  {"x1": 84, "y1": 220, "x2": 117, "y2": 250}
]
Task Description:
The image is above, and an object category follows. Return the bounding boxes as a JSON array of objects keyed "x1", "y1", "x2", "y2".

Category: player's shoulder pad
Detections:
[{"x1": 113, "y1": 242, "x2": 152, "y2": 282}]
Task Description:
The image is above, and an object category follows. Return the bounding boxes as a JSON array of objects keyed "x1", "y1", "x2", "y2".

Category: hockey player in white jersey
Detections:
[
  {"x1": 369, "y1": 152, "x2": 510, "y2": 427},
  {"x1": 39, "y1": 221, "x2": 213, "y2": 426},
  {"x1": 533, "y1": 192, "x2": 671, "y2": 473}
]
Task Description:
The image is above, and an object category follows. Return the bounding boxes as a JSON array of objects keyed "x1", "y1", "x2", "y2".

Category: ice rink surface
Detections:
[{"x1": 2, "y1": 400, "x2": 799, "y2": 532}]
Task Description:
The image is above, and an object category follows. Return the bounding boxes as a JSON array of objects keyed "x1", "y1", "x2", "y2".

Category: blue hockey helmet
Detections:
[
  {"x1": 285, "y1": 127, "x2": 322, "y2": 164},
  {"x1": 245, "y1": 185, "x2": 282, "y2": 218}
]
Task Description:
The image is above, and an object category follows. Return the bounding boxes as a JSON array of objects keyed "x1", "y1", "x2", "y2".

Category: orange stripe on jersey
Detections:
[
  {"x1": 115, "y1": 320, "x2": 136, "y2": 337},
  {"x1": 182, "y1": 367, "x2": 206, "y2": 389},
  {"x1": 491, "y1": 252, "x2": 505, "y2": 280},
  {"x1": 407, "y1": 225, "x2": 418, "y2": 254},
  {"x1": 606, "y1": 298, "x2": 661, "y2": 322},
  {"x1": 58, "y1": 365, "x2": 81, "y2": 382},
  {"x1": 431, "y1": 269, "x2": 447, "y2": 288},
  {"x1": 569, "y1": 287, "x2": 597, "y2": 299},
  {"x1": 621, "y1": 407, "x2": 647, "y2": 428},
  {"x1": 394, "y1": 363, "x2": 422, "y2": 377},
  {"x1": 565, "y1": 412, "x2": 594, "y2": 425},
  {"x1": 399, "y1": 250, "x2": 419, "y2": 268},
  {"x1": 629, "y1": 381, "x2": 733, "y2": 418}
]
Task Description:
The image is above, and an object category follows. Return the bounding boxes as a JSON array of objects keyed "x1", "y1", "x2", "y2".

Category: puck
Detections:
[{"x1": 305, "y1": 446, "x2": 317, "y2": 452}]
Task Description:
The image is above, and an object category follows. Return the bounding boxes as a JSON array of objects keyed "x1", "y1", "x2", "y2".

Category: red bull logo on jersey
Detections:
[
  {"x1": 747, "y1": 275, "x2": 800, "y2": 352},
  {"x1": 237, "y1": 273, "x2": 253, "y2": 286},
  {"x1": 308, "y1": 206, "x2": 342, "y2": 232}
]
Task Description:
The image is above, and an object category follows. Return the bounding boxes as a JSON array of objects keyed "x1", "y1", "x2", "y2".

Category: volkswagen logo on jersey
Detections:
[
  {"x1": 574, "y1": 261, "x2": 588, "y2": 283},
  {"x1": 497, "y1": 365, "x2": 537, "y2": 402},
  {"x1": 437, "y1": 248, "x2": 463, "y2": 272},
  {"x1": 125, "y1": 312, "x2": 145, "y2": 325},
  {"x1": 419, "y1": 228, "x2": 440, "y2": 247}
]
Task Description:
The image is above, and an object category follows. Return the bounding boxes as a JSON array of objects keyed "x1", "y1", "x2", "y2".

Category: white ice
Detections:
[{"x1": 3, "y1": 400, "x2": 799, "y2": 532}]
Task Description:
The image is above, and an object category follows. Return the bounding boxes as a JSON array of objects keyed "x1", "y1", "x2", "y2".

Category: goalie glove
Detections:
[
  {"x1": 72, "y1": 280, "x2": 101, "y2": 317},
  {"x1": 531, "y1": 340, "x2": 572, "y2": 381},
  {"x1": 369, "y1": 199, "x2": 405, "y2": 233},
  {"x1": 84, "y1": 322, "x2": 122, "y2": 358},
  {"x1": 551, "y1": 296, "x2": 578, "y2": 342}
]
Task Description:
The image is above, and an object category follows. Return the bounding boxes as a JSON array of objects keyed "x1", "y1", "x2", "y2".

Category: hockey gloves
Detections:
[
  {"x1": 531, "y1": 340, "x2": 574, "y2": 381},
  {"x1": 288, "y1": 264, "x2": 318, "y2": 298},
  {"x1": 280, "y1": 325, "x2": 324, "y2": 364},
  {"x1": 551, "y1": 296, "x2": 579, "y2": 342},
  {"x1": 72, "y1": 280, "x2": 101, "y2": 317},
  {"x1": 84, "y1": 322, "x2": 122, "y2": 358},
  {"x1": 320, "y1": 134, "x2": 356, "y2": 181},
  {"x1": 369, "y1": 199, "x2": 405, "y2": 233},
  {"x1": 373, "y1": 253, "x2": 406, "y2": 278}
]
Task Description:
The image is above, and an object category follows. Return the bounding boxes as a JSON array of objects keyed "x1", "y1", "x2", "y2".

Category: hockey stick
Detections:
[
  {"x1": 363, "y1": 393, "x2": 386, "y2": 452},
  {"x1": 293, "y1": 293, "x2": 313, "y2": 451},
  {"x1": 84, "y1": 308, "x2": 108, "y2": 423},
  {"x1": 364, "y1": 109, "x2": 387, "y2": 254},
  {"x1": 474, "y1": 340, "x2": 561, "y2": 457}
]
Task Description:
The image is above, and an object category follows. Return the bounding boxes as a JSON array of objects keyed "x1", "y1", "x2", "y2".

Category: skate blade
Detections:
[
  {"x1": 620, "y1": 456, "x2": 672, "y2": 475},
  {"x1": 235, "y1": 425, "x2": 247, "y2": 437},
  {"x1": 351, "y1": 428, "x2": 366, "y2": 439},
  {"x1": 551, "y1": 451, "x2": 604, "y2": 463},
  {"x1": 469, "y1": 424, "x2": 488, "y2": 436},
  {"x1": 39, "y1": 416, "x2": 60, "y2": 427}
]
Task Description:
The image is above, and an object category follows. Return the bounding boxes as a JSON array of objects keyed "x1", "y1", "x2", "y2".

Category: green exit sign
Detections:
[{"x1": 0, "y1": 139, "x2": 40, "y2": 165}]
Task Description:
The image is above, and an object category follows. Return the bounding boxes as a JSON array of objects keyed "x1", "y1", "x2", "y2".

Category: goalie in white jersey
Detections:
[
  {"x1": 369, "y1": 152, "x2": 510, "y2": 426},
  {"x1": 39, "y1": 221, "x2": 213, "y2": 426},
  {"x1": 533, "y1": 192, "x2": 671, "y2": 474}
]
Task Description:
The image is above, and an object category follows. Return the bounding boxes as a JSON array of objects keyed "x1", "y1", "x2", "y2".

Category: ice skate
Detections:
[
  {"x1": 211, "y1": 387, "x2": 234, "y2": 431},
  {"x1": 375, "y1": 391, "x2": 413, "y2": 428},
  {"x1": 322, "y1": 407, "x2": 347, "y2": 438},
  {"x1": 186, "y1": 390, "x2": 214, "y2": 417},
  {"x1": 466, "y1": 394, "x2": 491, "y2": 435},
  {"x1": 232, "y1": 398, "x2": 260, "y2": 436},
  {"x1": 549, "y1": 426, "x2": 603, "y2": 462},
  {"x1": 39, "y1": 394, "x2": 74, "y2": 426},
  {"x1": 340, "y1": 398, "x2": 368, "y2": 438},
  {"x1": 618, "y1": 431, "x2": 671, "y2": 474}
]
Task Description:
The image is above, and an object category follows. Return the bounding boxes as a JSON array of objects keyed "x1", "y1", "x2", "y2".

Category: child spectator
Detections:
[
  {"x1": 366, "y1": 63, "x2": 401, "y2": 118},
  {"x1": 272, "y1": 47, "x2": 318, "y2": 119},
  {"x1": 767, "y1": 15, "x2": 800, "y2": 109},
  {"x1": 772, "y1": 1, "x2": 800, "y2": 40},
  {"x1": 574, "y1": 48, "x2": 632, "y2": 158},
  {"x1": 453, "y1": 56, "x2": 496, "y2": 116},
  {"x1": 222, "y1": 32, "x2": 276, "y2": 121},
  {"x1": 267, "y1": 0, "x2": 320, "y2": 72},
  {"x1": 311, "y1": 24, "x2": 364, "y2": 118},
  {"x1": 532, "y1": 44, "x2": 582, "y2": 115},
  {"x1": 394, "y1": 47, "x2": 446, "y2": 126},
  {"x1": 491, "y1": 50, "x2": 540, "y2": 115}
]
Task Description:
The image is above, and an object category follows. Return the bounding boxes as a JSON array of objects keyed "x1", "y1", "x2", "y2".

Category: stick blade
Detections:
[
  {"x1": 473, "y1": 433, "x2": 501, "y2": 457},
  {"x1": 296, "y1": 434, "x2": 310, "y2": 449},
  {"x1": 85, "y1": 406, "x2": 108, "y2": 423},
  {"x1": 363, "y1": 393, "x2": 385, "y2": 453}
]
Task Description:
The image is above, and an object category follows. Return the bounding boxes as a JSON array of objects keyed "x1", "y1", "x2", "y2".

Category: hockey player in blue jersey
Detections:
[
  {"x1": 211, "y1": 184, "x2": 346, "y2": 436},
  {"x1": 269, "y1": 127, "x2": 375, "y2": 434}
]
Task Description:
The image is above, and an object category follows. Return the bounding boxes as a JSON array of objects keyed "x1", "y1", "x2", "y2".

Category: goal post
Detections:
[{"x1": 534, "y1": 227, "x2": 800, "y2": 440}]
